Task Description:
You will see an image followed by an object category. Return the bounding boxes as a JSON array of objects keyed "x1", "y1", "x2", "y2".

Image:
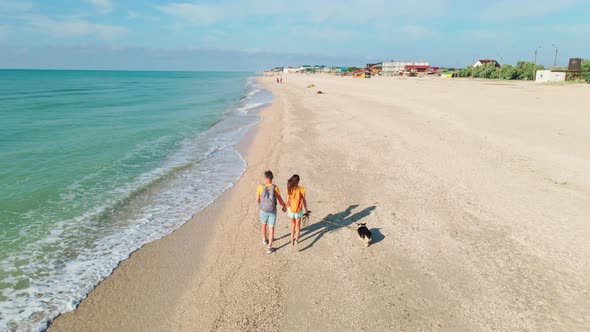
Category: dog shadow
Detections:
[
  {"x1": 369, "y1": 228, "x2": 385, "y2": 245},
  {"x1": 276, "y1": 204, "x2": 376, "y2": 251}
]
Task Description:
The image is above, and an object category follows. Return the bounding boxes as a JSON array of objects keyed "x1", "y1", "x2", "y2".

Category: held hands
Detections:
[{"x1": 282, "y1": 205, "x2": 287, "y2": 213}]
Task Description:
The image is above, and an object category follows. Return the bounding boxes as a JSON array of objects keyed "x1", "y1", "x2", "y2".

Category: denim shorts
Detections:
[
  {"x1": 288, "y1": 209, "x2": 303, "y2": 219},
  {"x1": 260, "y1": 211, "x2": 277, "y2": 227}
]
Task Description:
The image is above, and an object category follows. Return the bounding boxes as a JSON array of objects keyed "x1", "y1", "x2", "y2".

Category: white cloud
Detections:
[
  {"x1": 127, "y1": 10, "x2": 160, "y2": 22},
  {"x1": 291, "y1": 25, "x2": 358, "y2": 41},
  {"x1": 157, "y1": 2, "x2": 227, "y2": 25},
  {"x1": 301, "y1": 0, "x2": 445, "y2": 23},
  {"x1": 402, "y1": 25, "x2": 435, "y2": 39},
  {"x1": 462, "y1": 29, "x2": 496, "y2": 40},
  {"x1": 0, "y1": 0, "x2": 34, "y2": 12},
  {"x1": 23, "y1": 15, "x2": 128, "y2": 40},
  {"x1": 157, "y1": 0, "x2": 447, "y2": 25},
  {"x1": 86, "y1": 0, "x2": 113, "y2": 13},
  {"x1": 241, "y1": 47, "x2": 263, "y2": 54},
  {"x1": 482, "y1": 0, "x2": 589, "y2": 19},
  {"x1": 373, "y1": 22, "x2": 436, "y2": 42},
  {"x1": 528, "y1": 22, "x2": 590, "y2": 33}
]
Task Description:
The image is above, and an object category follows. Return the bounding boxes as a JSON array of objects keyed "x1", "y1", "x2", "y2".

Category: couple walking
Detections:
[{"x1": 255, "y1": 170, "x2": 308, "y2": 254}]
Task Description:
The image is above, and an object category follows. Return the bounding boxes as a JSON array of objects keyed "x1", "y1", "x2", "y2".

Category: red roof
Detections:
[
  {"x1": 477, "y1": 59, "x2": 500, "y2": 67},
  {"x1": 404, "y1": 65, "x2": 439, "y2": 70}
]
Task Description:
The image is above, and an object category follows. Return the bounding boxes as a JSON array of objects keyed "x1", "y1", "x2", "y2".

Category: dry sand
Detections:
[{"x1": 50, "y1": 75, "x2": 590, "y2": 331}]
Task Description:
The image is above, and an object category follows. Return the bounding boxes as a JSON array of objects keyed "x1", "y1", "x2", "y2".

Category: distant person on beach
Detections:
[
  {"x1": 280, "y1": 77, "x2": 283, "y2": 83},
  {"x1": 287, "y1": 174, "x2": 308, "y2": 251},
  {"x1": 277, "y1": 77, "x2": 279, "y2": 84},
  {"x1": 256, "y1": 170, "x2": 287, "y2": 253}
]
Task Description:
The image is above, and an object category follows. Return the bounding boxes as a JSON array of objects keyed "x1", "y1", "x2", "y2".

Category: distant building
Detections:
[
  {"x1": 366, "y1": 62, "x2": 382, "y2": 69},
  {"x1": 366, "y1": 63, "x2": 383, "y2": 76},
  {"x1": 283, "y1": 66, "x2": 310, "y2": 73},
  {"x1": 535, "y1": 70, "x2": 565, "y2": 83},
  {"x1": 282, "y1": 65, "x2": 345, "y2": 75},
  {"x1": 473, "y1": 59, "x2": 500, "y2": 67},
  {"x1": 321, "y1": 66, "x2": 342, "y2": 74},
  {"x1": 283, "y1": 67, "x2": 300, "y2": 73},
  {"x1": 352, "y1": 68, "x2": 366, "y2": 78},
  {"x1": 382, "y1": 61, "x2": 429, "y2": 76},
  {"x1": 405, "y1": 65, "x2": 439, "y2": 74}
]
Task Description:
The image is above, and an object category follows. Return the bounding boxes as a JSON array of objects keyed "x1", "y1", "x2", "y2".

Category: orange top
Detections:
[{"x1": 288, "y1": 186, "x2": 306, "y2": 213}]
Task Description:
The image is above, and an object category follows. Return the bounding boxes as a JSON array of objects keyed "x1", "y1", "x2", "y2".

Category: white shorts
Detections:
[{"x1": 288, "y1": 209, "x2": 303, "y2": 219}]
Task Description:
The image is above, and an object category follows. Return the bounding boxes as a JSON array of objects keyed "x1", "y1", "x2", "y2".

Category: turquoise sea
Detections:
[{"x1": 0, "y1": 70, "x2": 271, "y2": 331}]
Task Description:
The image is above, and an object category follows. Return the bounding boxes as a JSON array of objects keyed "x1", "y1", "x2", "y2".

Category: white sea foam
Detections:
[{"x1": 0, "y1": 76, "x2": 271, "y2": 332}]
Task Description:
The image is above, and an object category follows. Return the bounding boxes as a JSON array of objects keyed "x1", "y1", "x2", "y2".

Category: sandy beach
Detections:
[{"x1": 50, "y1": 75, "x2": 590, "y2": 331}]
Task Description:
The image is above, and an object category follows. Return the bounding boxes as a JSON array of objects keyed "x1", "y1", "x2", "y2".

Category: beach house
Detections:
[
  {"x1": 283, "y1": 65, "x2": 311, "y2": 73},
  {"x1": 382, "y1": 61, "x2": 429, "y2": 76},
  {"x1": 366, "y1": 63, "x2": 383, "y2": 76},
  {"x1": 473, "y1": 59, "x2": 500, "y2": 67},
  {"x1": 404, "y1": 65, "x2": 440, "y2": 75}
]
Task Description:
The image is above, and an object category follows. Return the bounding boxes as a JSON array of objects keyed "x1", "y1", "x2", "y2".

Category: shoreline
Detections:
[
  {"x1": 1, "y1": 71, "x2": 265, "y2": 332},
  {"x1": 49, "y1": 78, "x2": 281, "y2": 331}
]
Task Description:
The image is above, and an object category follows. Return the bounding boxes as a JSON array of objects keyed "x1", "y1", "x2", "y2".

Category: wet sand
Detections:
[{"x1": 51, "y1": 75, "x2": 590, "y2": 331}]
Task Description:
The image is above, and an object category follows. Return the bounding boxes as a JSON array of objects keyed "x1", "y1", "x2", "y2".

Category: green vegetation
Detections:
[
  {"x1": 585, "y1": 60, "x2": 590, "y2": 83},
  {"x1": 457, "y1": 59, "x2": 590, "y2": 82},
  {"x1": 457, "y1": 61, "x2": 544, "y2": 80}
]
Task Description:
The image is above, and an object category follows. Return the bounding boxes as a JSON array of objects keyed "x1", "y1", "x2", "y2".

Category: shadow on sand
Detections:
[
  {"x1": 369, "y1": 228, "x2": 385, "y2": 245},
  {"x1": 276, "y1": 205, "x2": 376, "y2": 251}
]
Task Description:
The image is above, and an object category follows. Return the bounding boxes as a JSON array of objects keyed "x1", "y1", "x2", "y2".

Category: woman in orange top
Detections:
[{"x1": 286, "y1": 174, "x2": 308, "y2": 250}]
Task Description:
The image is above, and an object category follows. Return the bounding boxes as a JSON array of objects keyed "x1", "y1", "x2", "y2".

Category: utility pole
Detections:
[
  {"x1": 552, "y1": 44, "x2": 558, "y2": 68},
  {"x1": 534, "y1": 46, "x2": 542, "y2": 66},
  {"x1": 497, "y1": 54, "x2": 503, "y2": 79}
]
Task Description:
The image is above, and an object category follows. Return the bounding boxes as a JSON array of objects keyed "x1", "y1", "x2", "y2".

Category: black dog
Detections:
[{"x1": 356, "y1": 223, "x2": 373, "y2": 247}]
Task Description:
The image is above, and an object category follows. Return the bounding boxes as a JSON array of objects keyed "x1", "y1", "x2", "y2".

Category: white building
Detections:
[
  {"x1": 321, "y1": 66, "x2": 343, "y2": 74},
  {"x1": 473, "y1": 59, "x2": 500, "y2": 67},
  {"x1": 535, "y1": 70, "x2": 565, "y2": 83},
  {"x1": 283, "y1": 67, "x2": 306, "y2": 73},
  {"x1": 283, "y1": 65, "x2": 314, "y2": 73},
  {"x1": 382, "y1": 61, "x2": 429, "y2": 76}
]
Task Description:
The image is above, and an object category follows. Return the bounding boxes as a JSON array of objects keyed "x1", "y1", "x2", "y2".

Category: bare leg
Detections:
[
  {"x1": 290, "y1": 218, "x2": 296, "y2": 245},
  {"x1": 261, "y1": 224, "x2": 267, "y2": 242},
  {"x1": 295, "y1": 218, "x2": 302, "y2": 242},
  {"x1": 269, "y1": 226, "x2": 275, "y2": 248}
]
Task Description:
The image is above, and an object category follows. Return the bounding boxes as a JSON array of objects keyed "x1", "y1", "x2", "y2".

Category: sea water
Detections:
[{"x1": 0, "y1": 70, "x2": 271, "y2": 331}]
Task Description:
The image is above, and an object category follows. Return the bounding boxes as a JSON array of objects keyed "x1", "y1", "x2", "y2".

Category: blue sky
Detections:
[{"x1": 0, "y1": 0, "x2": 589, "y2": 70}]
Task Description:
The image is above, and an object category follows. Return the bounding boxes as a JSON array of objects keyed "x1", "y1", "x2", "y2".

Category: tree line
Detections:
[{"x1": 457, "y1": 59, "x2": 590, "y2": 81}]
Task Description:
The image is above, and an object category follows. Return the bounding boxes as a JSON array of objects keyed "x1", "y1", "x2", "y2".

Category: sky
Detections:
[{"x1": 0, "y1": 0, "x2": 589, "y2": 71}]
